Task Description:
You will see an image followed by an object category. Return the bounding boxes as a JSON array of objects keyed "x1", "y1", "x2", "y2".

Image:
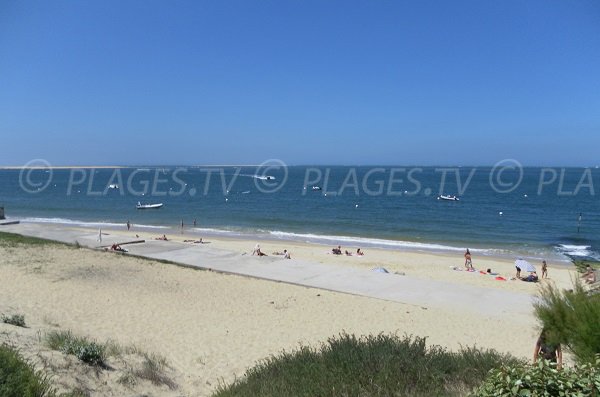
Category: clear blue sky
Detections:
[{"x1": 1, "y1": 0, "x2": 599, "y2": 166}]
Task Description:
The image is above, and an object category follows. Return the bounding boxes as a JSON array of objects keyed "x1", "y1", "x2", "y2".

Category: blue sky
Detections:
[{"x1": 1, "y1": 0, "x2": 599, "y2": 166}]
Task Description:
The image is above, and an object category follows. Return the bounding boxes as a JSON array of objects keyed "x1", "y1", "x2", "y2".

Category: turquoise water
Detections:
[{"x1": 1, "y1": 166, "x2": 599, "y2": 262}]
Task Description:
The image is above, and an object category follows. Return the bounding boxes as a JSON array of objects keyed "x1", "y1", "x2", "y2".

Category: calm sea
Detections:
[{"x1": 1, "y1": 165, "x2": 599, "y2": 263}]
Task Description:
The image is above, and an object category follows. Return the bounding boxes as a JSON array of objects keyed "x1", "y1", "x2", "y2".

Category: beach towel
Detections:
[{"x1": 495, "y1": 276, "x2": 506, "y2": 281}]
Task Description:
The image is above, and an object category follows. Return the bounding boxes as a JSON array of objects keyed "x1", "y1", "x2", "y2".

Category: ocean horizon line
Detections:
[{"x1": 2, "y1": 164, "x2": 600, "y2": 169}]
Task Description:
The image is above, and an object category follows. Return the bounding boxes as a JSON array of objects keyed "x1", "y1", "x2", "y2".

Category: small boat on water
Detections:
[
  {"x1": 438, "y1": 195, "x2": 459, "y2": 201},
  {"x1": 136, "y1": 202, "x2": 163, "y2": 210},
  {"x1": 109, "y1": 184, "x2": 119, "y2": 189},
  {"x1": 312, "y1": 186, "x2": 322, "y2": 191}
]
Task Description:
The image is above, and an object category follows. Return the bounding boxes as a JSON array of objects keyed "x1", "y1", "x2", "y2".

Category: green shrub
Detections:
[
  {"x1": 533, "y1": 280, "x2": 600, "y2": 363},
  {"x1": 473, "y1": 357, "x2": 600, "y2": 396},
  {"x1": 45, "y1": 331, "x2": 106, "y2": 367},
  {"x1": 2, "y1": 313, "x2": 26, "y2": 327},
  {"x1": 213, "y1": 333, "x2": 522, "y2": 397},
  {"x1": 0, "y1": 344, "x2": 56, "y2": 397},
  {"x1": 0, "y1": 231, "x2": 63, "y2": 247}
]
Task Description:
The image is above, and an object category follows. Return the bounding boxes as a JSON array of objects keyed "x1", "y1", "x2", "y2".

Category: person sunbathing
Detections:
[
  {"x1": 356, "y1": 248, "x2": 364, "y2": 256},
  {"x1": 520, "y1": 272, "x2": 539, "y2": 282},
  {"x1": 110, "y1": 244, "x2": 127, "y2": 252},
  {"x1": 184, "y1": 238, "x2": 203, "y2": 243},
  {"x1": 345, "y1": 250, "x2": 353, "y2": 256},
  {"x1": 332, "y1": 246, "x2": 342, "y2": 255},
  {"x1": 582, "y1": 266, "x2": 597, "y2": 284},
  {"x1": 155, "y1": 235, "x2": 168, "y2": 241},
  {"x1": 252, "y1": 244, "x2": 267, "y2": 256}
]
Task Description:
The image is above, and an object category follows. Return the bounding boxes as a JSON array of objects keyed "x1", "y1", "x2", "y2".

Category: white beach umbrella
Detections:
[{"x1": 514, "y1": 259, "x2": 536, "y2": 273}]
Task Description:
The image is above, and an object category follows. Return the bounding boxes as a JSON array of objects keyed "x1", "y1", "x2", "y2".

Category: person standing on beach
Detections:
[
  {"x1": 464, "y1": 249, "x2": 473, "y2": 269},
  {"x1": 193, "y1": 218, "x2": 197, "y2": 227},
  {"x1": 127, "y1": 220, "x2": 131, "y2": 231},
  {"x1": 541, "y1": 260, "x2": 548, "y2": 278},
  {"x1": 180, "y1": 219, "x2": 184, "y2": 234},
  {"x1": 533, "y1": 329, "x2": 562, "y2": 369}
]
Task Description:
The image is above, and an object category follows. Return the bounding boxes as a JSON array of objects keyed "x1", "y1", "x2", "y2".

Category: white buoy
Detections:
[
  {"x1": 355, "y1": 204, "x2": 359, "y2": 208},
  {"x1": 499, "y1": 211, "x2": 503, "y2": 215},
  {"x1": 324, "y1": 193, "x2": 327, "y2": 197},
  {"x1": 524, "y1": 194, "x2": 528, "y2": 198},
  {"x1": 225, "y1": 198, "x2": 228, "y2": 202}
]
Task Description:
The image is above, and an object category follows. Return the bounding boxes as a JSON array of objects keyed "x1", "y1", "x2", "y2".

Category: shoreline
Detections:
[
  {"x1": 6, "y1": 216, "x2": 575, "y2": 266},
  {"x1": 1, "y1": 220, "x2": 578, "y2": 296}
]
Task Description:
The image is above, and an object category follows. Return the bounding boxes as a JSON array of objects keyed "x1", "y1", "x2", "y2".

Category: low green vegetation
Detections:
[
  {"x1": 0, "y1": 231, "x2": 63, "y2": 247},
  {"x1": 46, "y1": 330, "x2": 107, "y2": 367},
  {"x1": 2, "y1": 313, "x2": 26, "y2": 327},
  {"x1": 474, "y1": 357, "x2": 600, "y2": 396},
  {"x1": 533, "y1": 280, "x2": 600, "y2": 364},
  {"x1": 213, "y1": 333, "x2": 522, "y2": 397},
  {"x1": 0, "y1": 344, "x2": 56, "y2": 397},
  {"x1": 46, "y1": 331, "x2": 176, "y2": 389}
]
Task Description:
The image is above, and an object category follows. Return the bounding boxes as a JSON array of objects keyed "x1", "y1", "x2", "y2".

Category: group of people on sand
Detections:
[
  {"x1": 252, "y1": 244, "x2": 291, "y2": 259},
  {"x1": 332, "y1": 246, "x2": 365, "y2": 256},
  {"x1": 516, "y1": 260, "x2": 547, "y2": 282},
  {"x1": 464, "y1": 249, "x2": 552, "y2": 283}
]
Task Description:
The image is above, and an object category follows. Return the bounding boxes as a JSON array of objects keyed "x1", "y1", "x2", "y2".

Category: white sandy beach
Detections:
[{"x1": 0, "y1": 222, "x2": 579, "y2": 396}]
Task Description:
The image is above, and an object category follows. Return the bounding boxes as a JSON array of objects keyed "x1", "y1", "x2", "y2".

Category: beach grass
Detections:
[
  {"x1": 213, "y1": 333, "x2": 522, "y2": 397},
  {"x1": 45, "y1": 330, "x2": 177, "y2": 389},
  {"x1": 0, "y1": 231, "x2": 69, "y2": 248},
  {"x1": 133, "y1": 352, "x2": 177, "y2": 390},
  {"x1": 0, "y1": 343, "x2": 56, "y2": 397}
]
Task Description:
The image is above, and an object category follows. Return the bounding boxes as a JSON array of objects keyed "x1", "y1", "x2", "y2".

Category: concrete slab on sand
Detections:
[{"x1": 1, "y1": 223, "x2": 534, "y2": 320}]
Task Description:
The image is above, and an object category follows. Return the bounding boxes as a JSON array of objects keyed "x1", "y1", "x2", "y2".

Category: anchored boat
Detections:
[
  {"x1": 437, "y1": 195, "x2": 459, "y2": 201},
  {"x1": 136, "y1": 202, "x2": 163, "y2": 209}
]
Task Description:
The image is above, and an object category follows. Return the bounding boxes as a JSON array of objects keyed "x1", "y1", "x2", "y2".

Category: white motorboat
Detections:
[
  {"x1": 136, "y1": 202, "x2": 163, "y2": 209},
  {"x1": 312, "y1": 186, "x2": 322, "y2": 191},
  {"x1": 109, "y1": 184, "x2": 119, "y2": 189},
  {"x1": 438, "y1": 195, "x2": 459, "y2": 201}
]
